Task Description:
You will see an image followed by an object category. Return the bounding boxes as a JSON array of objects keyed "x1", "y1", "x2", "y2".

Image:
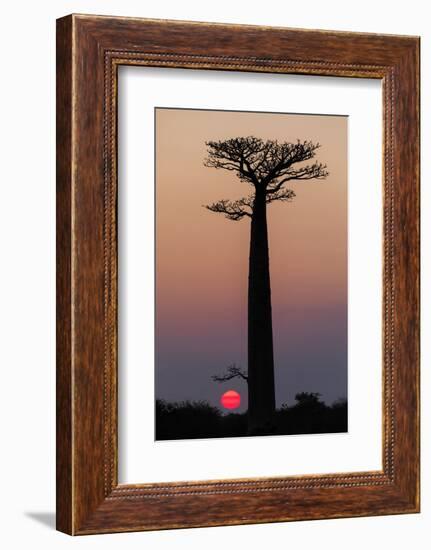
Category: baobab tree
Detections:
[{"x1": 204, "y1": 136, "x2": 328, "y2": 433}]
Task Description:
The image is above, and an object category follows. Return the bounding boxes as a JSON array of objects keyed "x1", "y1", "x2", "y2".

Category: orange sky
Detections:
[{"x1": 155, "y1": 108, "x2": 347, "y2": 408}]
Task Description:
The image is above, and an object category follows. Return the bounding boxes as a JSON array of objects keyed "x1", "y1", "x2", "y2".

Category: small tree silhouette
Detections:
[
  {"x1": 204, "y1": 137, "x2": 328, "y2": 433},
  {"x1": 294, "y1": 392, "x2": 324, "y2": 407}
]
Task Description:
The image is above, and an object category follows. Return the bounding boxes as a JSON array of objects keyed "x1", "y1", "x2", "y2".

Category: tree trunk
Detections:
[{"x1": 247, "y1": 190, "x2": 276, "y2": 433}]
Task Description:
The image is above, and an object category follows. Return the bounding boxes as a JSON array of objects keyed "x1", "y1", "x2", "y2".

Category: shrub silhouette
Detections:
[{"x1": 156, "y1": 399, "x2": 222, "y2": 440}]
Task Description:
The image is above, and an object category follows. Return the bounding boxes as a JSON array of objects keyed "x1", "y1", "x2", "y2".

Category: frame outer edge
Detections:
[
  {"x1": 392, "y1": 38, "x2": 420, "y2": 510},
  {"x1": 56, "y1": 14, "x2": 421, "y2": 535},
  {"x1": 56, "y1": 14, "x2": 74, "y2": 535}
]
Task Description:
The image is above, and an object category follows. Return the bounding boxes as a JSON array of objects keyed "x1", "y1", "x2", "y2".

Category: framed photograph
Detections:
[{"x1": 56, "y1": 14, "x2": 420, "y2": 535}]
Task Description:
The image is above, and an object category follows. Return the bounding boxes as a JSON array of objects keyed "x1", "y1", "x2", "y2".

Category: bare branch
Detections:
[
  {"x1": 265, "y1": 188, "x2": 296, "y2": 204},
  {"x1": 212, "y1": 364, "x2": 248, "y2": 383},
  {"x1": 266, "y1": 162, "x2": 329, "y2": 194},
  {"x1": 204, "y1": 137, "x2": 264, "y2": 186},
  {"x1": 204, "y1": 196, "x2": 253, "y2": 221},
  {"x1": 259, "y1": 140, "x2": 324, "y2": 185}
]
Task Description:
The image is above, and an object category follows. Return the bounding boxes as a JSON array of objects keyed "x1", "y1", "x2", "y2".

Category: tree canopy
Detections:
[{"x1": 204, "y1": 136, "x2": 328, "y2": 221}]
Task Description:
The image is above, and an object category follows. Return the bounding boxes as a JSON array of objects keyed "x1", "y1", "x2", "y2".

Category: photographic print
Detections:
[{"x1": 155, "y1": 107, "x2": 347, "y2": 441}]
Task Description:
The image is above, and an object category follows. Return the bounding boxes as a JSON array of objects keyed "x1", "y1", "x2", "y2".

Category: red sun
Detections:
[{"x1": 221, "y1": 390, "x2": 241, "y2": 410}]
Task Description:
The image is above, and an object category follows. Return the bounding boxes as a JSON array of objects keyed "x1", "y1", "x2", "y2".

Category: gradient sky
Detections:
[{"x1": 155, "y1": 108, "x2": 347, "y2": 412}]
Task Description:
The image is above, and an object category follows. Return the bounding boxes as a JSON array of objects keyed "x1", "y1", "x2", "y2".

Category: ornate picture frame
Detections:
[{"x1": 56, "y1": 14, "x2": 420, "y2": 534}]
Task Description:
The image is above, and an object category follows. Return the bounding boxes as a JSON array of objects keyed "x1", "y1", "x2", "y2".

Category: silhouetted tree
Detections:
[
  {"x1": 212, "y1": 364, "x2": 248, "y2": 384},
  {"x1": 204, "y1": 137, "x2": 328, "y2": 433}
]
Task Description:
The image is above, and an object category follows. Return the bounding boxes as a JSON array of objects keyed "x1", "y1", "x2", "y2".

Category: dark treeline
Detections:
[{"x1": 156, "y1": 392, "x2": 347, "y2": 441}]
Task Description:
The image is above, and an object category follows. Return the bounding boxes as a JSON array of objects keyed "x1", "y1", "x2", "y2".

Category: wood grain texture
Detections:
[
  {"x1": 56, "y1": 16, "x2": 73, "y2": 535},
  {"x1": 56, "y1": 14, "x2": 420, "y2": 535}
]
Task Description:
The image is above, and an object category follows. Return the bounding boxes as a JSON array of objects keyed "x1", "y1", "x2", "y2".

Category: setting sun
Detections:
[{"x1": 221, "y1": 390, "x2": 241, "y2": 410}]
